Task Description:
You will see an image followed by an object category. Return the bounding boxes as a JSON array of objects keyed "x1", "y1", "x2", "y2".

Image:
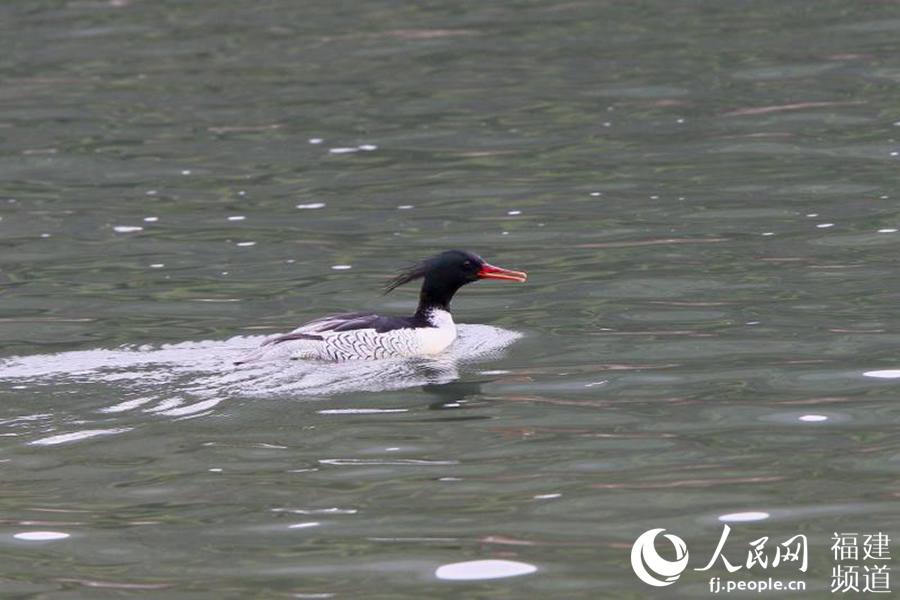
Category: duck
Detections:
[{"x1": 234, "y1": 249, "x2": 527, "y2": 363}]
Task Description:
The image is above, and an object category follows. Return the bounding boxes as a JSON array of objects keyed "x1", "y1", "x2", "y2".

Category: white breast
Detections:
[{"x1": 415, "y1": 309, "x2": 457, "y2": 355}]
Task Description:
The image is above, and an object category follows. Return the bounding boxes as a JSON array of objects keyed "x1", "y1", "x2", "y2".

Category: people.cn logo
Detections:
[{"x1": 631, "y1": 528, "x2": 690, "y2": 586}]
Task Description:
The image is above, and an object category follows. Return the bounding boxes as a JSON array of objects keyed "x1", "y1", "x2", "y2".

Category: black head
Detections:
[{"x1": 383, "y1": 250, "x2": 526, "y2": 311}]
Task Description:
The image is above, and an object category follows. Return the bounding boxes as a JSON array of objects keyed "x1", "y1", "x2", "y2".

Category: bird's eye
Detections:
[{"x1": 462, "y1": 260, "x2": 473, "y2": 268}]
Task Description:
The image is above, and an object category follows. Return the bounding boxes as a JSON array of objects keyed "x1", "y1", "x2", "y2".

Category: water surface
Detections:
[{"x1": 2, "y1": 1, "x2": 899, "y2": 598}]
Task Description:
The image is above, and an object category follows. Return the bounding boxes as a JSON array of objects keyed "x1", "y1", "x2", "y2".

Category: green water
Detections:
[{"x1": 2, "y1": 1, "x2": 899, "y2": 598}]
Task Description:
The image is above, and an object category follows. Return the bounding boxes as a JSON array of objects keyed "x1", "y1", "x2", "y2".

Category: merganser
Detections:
[{"x1": 234, "y1": 250, "x2": 527, "y2": 363}]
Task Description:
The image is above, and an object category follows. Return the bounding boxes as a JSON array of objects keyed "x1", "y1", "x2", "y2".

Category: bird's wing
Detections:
[
  {"x1": 292, "y1": 312, "x2": 381, "y2": 333},
  {"x1": 263, "y1": 312, "x2": 412, "y2": 346}
]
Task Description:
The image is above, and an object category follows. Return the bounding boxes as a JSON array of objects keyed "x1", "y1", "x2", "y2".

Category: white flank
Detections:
[{"x1": 237, "y1": 309, "x2": 458, "y2": 363}]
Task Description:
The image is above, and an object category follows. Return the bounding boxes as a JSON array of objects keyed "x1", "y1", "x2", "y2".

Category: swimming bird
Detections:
[{"x1": 234, "y1": 250, "x2": 527, "y2": 363}]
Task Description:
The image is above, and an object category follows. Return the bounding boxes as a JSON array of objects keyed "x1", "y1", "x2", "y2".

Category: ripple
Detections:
[
  {"x1": 98, "y1": 397, "x2": 157, "y2": 413},
  {"x1": 1, "y1": 325, "x2": 522, "y2": 444},
  {"x1": 287, "y1": 522, "x2": 321, "y2": 530},
  {"x1": 153, "y1": 397, "x2": 224, "y2": 417},
  {"x1": 1, "y1": 325, "x2": 520, "y2": 398},
  {"x1": 318, "y1": 408, "x2": 409, "y2": 414},
  {"x1": 272, "y1": 507, "x2": 358, "y2": 515},
  {"x1": 319, "y1": 458, "x2": 458, "y2": 466},
  {"x1": 30, "y1": 428, "x2": 132, "y2": 446}
]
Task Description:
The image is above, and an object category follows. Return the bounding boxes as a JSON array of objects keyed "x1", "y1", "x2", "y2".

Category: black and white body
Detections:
[{"x1": 235, "y1": 250, "x2": 527, "y2": 363}]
